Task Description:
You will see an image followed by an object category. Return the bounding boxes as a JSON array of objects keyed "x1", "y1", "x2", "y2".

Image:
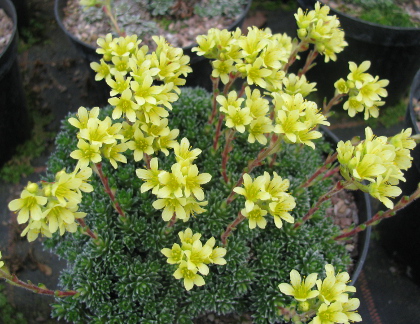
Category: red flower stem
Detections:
[
  {"x1": 298, "y1": 49, "x2": 318, "y2": 77},
  {"x1": 282, "y1": 40, "x2": 309, "y2": 73},
  {"x1": 94, "y1": 163, "x2": 126, "y2": 218},
  {"x1": 294, "y1": 180, "x2": 347, "y2": 229},
  {"x1": 144, "y1": 153, "x2": 151, "y2": 169},
  {"x1": 213, "y1": 113, "x2": 225, "y2": 150},
  {"x1": 0, "y1": 270, "x2": 78, "y2": 297},
  {"x1": 237, "y1": 81, "x2": 248, "y2": 99},
  {"x1": 323, "y1": 93, "x2": 346, "y2": 116},
  {"x1": 167, "y1": 214, "x2": 177, "y2": 228},
  {"x1": 77, "y1": 218, "x2": 97, "y2": 240},
  {"x1": 298, "y1": 152, "x2": 338, "y2": 189},
  {"x1": 321, "y1": 166, "x2": 340, "y2": 181},
  {"x1": 226, "y1": 137, "x2": 282, "y2": 204},
  {"x1": 221, "y1": 211, "x2": 246, "y2": 245},
  {"x1": 221, "y1": 129, "x2": 236, "y2": 183},
  {"x1": 335, "y1": 185, "x2": 420, "y2": 240},
  {"x1": 222, "y1": 73, "x2": 239, "y2": 96},
  {"x1": 209, "y1": 77, "x2": 220, "y2": 124}
]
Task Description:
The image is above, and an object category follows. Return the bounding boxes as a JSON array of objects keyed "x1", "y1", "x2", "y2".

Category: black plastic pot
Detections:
[
  {"x1": 0, "y1": 0, "x2": 31, "y2": 167},
  {"x1": 321, "y1": 126, "x2": 372, "y2": 285},
  {"x1": 378, "y1": 69, "x2": 420, "y2": 285},
  {"x1": 297, "y1": 0, "x2": 420, "y2": 106},
  {"x1": 54, "y1": 0, "x2": 252, "y2": 91}
]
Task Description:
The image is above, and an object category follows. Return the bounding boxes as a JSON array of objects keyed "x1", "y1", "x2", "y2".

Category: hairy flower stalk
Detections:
[
  {"x1": 294, "y1": 180, "x2": 348, "y2": 229},
  {"x1": 77, "y1": 218, "x2": 98, "y2": 239},
  {"x1": 209, "y1": 76, "x2": 220, "y2": 124},
  {"x1": 335, "y1": 184, "x2": 420, "y2": 240},
  {"x1": 323, "y1": 93, "x2": 346, "y2": 116},
  {"x1": 221, "y1": 211, "x2": 246, "y2": 245},
  {"x1": 221, "y1": 128, "x2": 236, "y2": 183},
  {"x1": 297, "y1": 49, "x2": 319, "y2": 77},
  {"x1": 0, "y1": 269, "x2": 78, "y2": 297},
  {"x1": 298, "y1": 152, "x2": 338, "y2": 189},
  {"x1": 226, "y1": 135, "x2": 282, "y2": 204},
  {"x1": 93, "y1": 162, "x2": 126, "y2": 218}
]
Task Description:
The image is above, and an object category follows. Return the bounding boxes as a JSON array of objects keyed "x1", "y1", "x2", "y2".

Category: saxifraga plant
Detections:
[{"x1": 2, "y1": 2, "x2": 420, "y2": 323}]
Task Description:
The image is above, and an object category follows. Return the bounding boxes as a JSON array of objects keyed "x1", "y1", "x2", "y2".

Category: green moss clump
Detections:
[{"x1": 44, "y1": 87, "x2": 351, "y2": 323}]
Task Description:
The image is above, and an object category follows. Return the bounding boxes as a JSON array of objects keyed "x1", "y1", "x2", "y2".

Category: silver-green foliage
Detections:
[{"x1": 45, "y1": 87, "x2": 351, "y2": 324}]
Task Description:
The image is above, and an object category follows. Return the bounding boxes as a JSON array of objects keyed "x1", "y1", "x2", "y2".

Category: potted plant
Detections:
[
  {"x1": 1, "y1": 2, "x2": 420, "y2": 323},
  {"x1": 297, "y1": 0, "x2": 420, "y2": 106},
  {"x1": 0, "y1": 0, "x2": 31, "y2": 167},
  {"x1": 54, "y1": 0, "x2": 252, "y2": 90}
]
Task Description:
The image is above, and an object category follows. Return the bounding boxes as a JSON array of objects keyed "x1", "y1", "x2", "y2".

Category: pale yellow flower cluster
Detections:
[
  {"x1": 279, "y1": 264, "x2": 361, "y2": 324},
  {"x1": 295, "y1": 1, "x2": 347, "y2": 62},
  {"x1": 193, "y1": 27, "x2": 292, "y2": 91},
  {"x1": 136, "y1": 138, "x2": 212, "y2": 222},
  {"x1": 0, "y1": 251, "x2": 4, "y2": 268},
  {"x1": 233, "y1": 172, "x2": 296, "y2": 229},
  {"x1": 89, "y1": 34, "x2": 192, "y2": 158},
  {"x1": 273, "y1": 92, "x2": 330, "y2": 149},
  {"x1": 335, "y1": 61, "x2": 389, "y2": 119},
  {"x1": 161, "y1": 228, "x2": 227, "y2": 290},
  {"x1": 217, "y1": 82, "x2": 323, "y2": 148},
  {"x1": 8, "y1": 169, "x2": 93, "y2": 241},
  {"x1": 337, "y1": 127, "x2": 416, "y2": 208}
]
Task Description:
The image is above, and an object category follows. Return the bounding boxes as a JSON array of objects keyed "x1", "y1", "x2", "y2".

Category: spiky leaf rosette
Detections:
[{"x1": 44, "y1": 87, "x2": 350, "y2": 323}]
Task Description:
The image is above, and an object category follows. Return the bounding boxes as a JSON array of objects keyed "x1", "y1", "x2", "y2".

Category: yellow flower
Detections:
[
  {"x1": 243, "y1": 57, "x2": 272, "y2": 88},
  {"x1": 152, "y1": 197, "x2": 186, "y2": 221},
  {"x1": 183, "y1": 164, "x2": 212, "y2": 201},
  {"x1": 0, "y1": 251, "x2": 4, "y2": 268},
  {"x1": 8, "y1": 183, "x2": 48, "y2": 224},
  {"x1": 310, "y1": 302, "x2": 348, "y2": 324},
  {"x1": 233, "y1": 173, "x2": 270, "y2": 212},
  {"x1": 173, "y1": 138, "x2": 202, "y2": 165},
  {"x1": 68, "y1": 106, "x2": 100, "y2": 130},
  {"x1": 269, "y1": 195, "x2": 296, "y2": 228},
  {"x1": 283, "y1": 74, "x2": 317, "y2": 97},
  {"x1": 225, "y1": 106, "x2": 253, "y2": 133},
  {"x1": 241, "y1": 205, "x2": 268, "y2": 229},
  {"x1": 182, "y1": 197, "x2": 208, "y2": 221},
  {"x1": 173, "y1": 261, "x2": 205, "y2": 291},
  {"x1": 216, "y1": 91, "x2": 244, "y2": 114},
  {"x1": 368, "y1": 174, "x2": 402, "y2": 209},
  {"x1": 96, "y1": 33, "x2": 114, "y2": 61},
  {"x1": 184, "y1": 240, "x2": 213, "y2": 275},
  {"x1": 279, "y1": 269, "x2": 319, "y2": 302},
  {"x1": 161, "y1": 243, "x2": 184, "y2": 264},
  {"x1": 70, "y1": 139, "x2": 102, "y2": 168},
  {"x1": 108, "y1": 88, "x2": 139, "y2": 122},
  {"x1": 245, "y1": 87, "x2": 269, "y2": 119},
  {"x1": 126, "y1": 129, "x2": 154, "y2": 161},
  {"x1": 156, "y1": 128, "x2": 179, "y2": 156},
  {"x1": 21, "y1": 219, "x2": 52, "y2": 242},
  {"x1": 347, "y1": 61, "x2": 374, "y2": 88},
  {"x1": 342, "y1": 298, "x2": 362, "y2": 323},
  {"x1": 102, "y1": 142, "x2": 128, "y2": 169},
  {"x1": 212, "y1": 59, "x2": 235, "y2": 84},
  {"x1": 110, "y1": 56, "x2": 130, "y2": 76},
  {"x1": 136, "y1": 157, "x2": 163, "y2": 194},
  {"x1": 248, "y1": 117, "x2": 273, "y2": 145},
  {"x1": 178, "y1": 228, "x2": 201, "y2": 247},
  {"x1": 106, "y1": 71, "x2": 131, "y2": 97},
  {"x1": 51, "y1": 170, "x2": 83, "y2": 206},
  {"x1": 131, "y1": 74, "x2": 162, "y2": 106},
  {"x1": 158, "y1": 163, "x2": 185, "y2": 198},
  {"x1": 90, "y1": 59, "x2": 111, "y2": 81}
]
